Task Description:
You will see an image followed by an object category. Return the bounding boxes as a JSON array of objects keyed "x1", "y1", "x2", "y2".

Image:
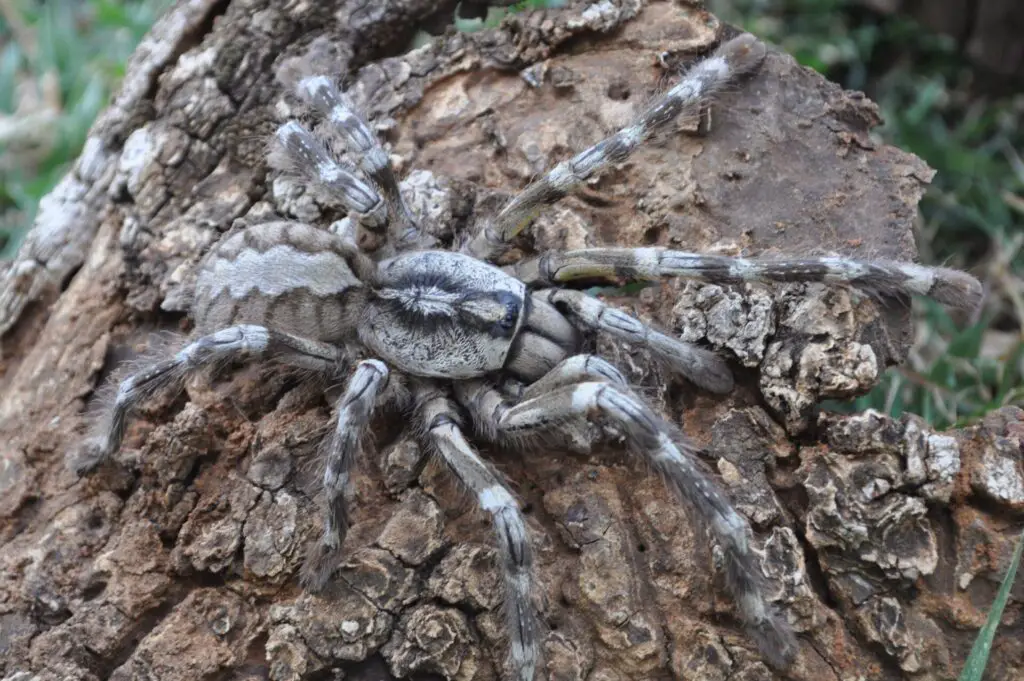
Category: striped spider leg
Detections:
[
  {"x1": 462, "y1": 33, "x2": 768, "y2": 261},
  {"x1": 511, "y1": 247, "x2": 985, "y2": 311},
  {"x1": 454, "y1": 358, "x2": 799, "y2": 672},
  {"x1": 418, "y1": 382, "x2": 539, "y2": 681},
  {"x1": 271, "y1": 71, "x2": 432, "y2": 254}
]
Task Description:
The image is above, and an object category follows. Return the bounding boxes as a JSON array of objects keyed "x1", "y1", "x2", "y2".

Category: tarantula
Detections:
[{"x1": 71, "y1": 33, "x2": 982, "y2": 680}]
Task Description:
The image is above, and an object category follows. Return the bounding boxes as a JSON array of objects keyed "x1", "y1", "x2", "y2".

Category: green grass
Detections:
[
  {"x1": 959, "y1": 529, "x2": 1024, "y2": 680},
  {"x1": 0, "y1": 0, "x2": 169, "y2": 258}
]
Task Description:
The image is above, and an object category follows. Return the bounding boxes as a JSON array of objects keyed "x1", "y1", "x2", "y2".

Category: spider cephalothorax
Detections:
[{"x1": 71, "y1": 33, "x2": 981, "y2": 680}]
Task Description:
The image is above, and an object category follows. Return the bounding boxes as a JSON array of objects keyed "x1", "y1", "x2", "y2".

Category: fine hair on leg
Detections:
[
  {"x1": 538, "y1": 288, "x2": 734, "y2": 394},
  {"x1": 462, "y1": 33, "x2": 768, "y2": 261},
  {"x1": 284, "y1": 72, "x2": 429, "y2": 249},
  {"x1": 301, "y1": 359, "x2": 390, "y2": 591},
  {"x1": 269, "y1": 120, "x2": 388, "y2": 232},
  {"x1": 486, "y1": 379, "x2": 799, "y2": 669},
  {"x1": 513, "y1": 247, "x2": 984, "y2": 312},
  {"x1": 417, "y1": 384, "x2": 539, "y2": 681},
  {"x1": 69, "y1": 325, "x2": 343, "y2": 475}
]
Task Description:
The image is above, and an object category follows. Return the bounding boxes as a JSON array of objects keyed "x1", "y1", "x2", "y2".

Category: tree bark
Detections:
[{"x1": 1, "y1": 1, "x2": 1022, "y2": 680}]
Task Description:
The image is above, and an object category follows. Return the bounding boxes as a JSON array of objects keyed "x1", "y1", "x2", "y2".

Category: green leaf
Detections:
[
  {"x1": 944, "y1": 322, "x2": 986, "y2": 360},
  {"x1": 997, "y1": 343, "x2": 1024, "y2": 401},
  {"x1": 93, "y1": 0, "x2": 134, "y2": 28},
  {"x1": 958, "y1": 530, "x2": 1024, "y2": 680},
  {"x1": 0, "y1": 43, "x2": 21, "y2": 112}
]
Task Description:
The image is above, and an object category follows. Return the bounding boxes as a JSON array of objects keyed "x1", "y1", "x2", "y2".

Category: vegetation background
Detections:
[{"x1": 1, "y1": 0, "x2": 1021, "y2": 426}]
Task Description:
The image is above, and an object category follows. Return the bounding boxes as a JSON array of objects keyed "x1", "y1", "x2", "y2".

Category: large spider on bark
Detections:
[{"x1": 70, "y1": 33, "x2": 982, "y2": 680}]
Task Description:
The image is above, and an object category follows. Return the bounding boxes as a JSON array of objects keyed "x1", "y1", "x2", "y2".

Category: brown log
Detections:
[{"x1": 1, "y1": 1, "x2": 1022, "y2": 680}]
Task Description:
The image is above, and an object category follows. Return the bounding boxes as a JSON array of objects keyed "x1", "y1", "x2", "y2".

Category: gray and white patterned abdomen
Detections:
[{"x1": 192, "y1": 221, "x2": 361, "y2": 343}]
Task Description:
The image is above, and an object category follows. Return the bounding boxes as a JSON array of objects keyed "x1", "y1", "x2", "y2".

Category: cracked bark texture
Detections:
[{"x1": 1, "y1": 1, "x2": 1022, "y2": 680}]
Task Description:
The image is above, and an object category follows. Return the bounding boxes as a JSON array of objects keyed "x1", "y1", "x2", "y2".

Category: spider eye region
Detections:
[
  {"x1": 500, "y1": 295, "x2": 521, "y2": 330},
  {"x1": 460, "y1": 290, "x2": 522, "y2": 338}
]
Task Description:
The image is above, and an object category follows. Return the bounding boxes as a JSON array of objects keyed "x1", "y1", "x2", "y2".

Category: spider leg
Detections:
[
  {"x1": 462, "y1": 377, "x2": 798, "y2": 670},
  {"x1": 417, "y1": 385, "x2": 538, "y2": 681},
  {"x1": 539, "y1": 288, "x2": 734, "y2": 394},
  {"x1": 520, "y1": 353, "x2": 627, "y2": 399},
  {"x1": 465, "y1": 355, "x2": 630, "y2": 453},
  {"x1": 514, "y1": 247, "x2": 984, "y2": 311},
  {"x1": 292, "y1": 76, "x2": 428, "y2": 250},
  {"x1": 463, "y1": 34, "x2": 766, "y2": 261},
  {"x1": 302, "y1": 359, "x2": 390, "y2": 591},
  {"x1": 271, "y1": 120, "x2": 389, "y2": 236},
  {"x1": 68, "y1": 325, "x2": 344, "y2": 475}
]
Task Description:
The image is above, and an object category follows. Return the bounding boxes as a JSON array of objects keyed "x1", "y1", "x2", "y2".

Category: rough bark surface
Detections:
[{"x1": 1, "y1": 1, "x2": 1022, "y2": 680}]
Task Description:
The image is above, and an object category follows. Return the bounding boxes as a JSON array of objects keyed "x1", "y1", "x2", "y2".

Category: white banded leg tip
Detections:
[
  {"x1": 718, "y1": 33, "x2": 768, "y2": 73},
  {"x1": 300, "y1": 541, "x2": 344, "y2": 593},
  {"x1": 67, "y1": 439, "x2": 110, "y2": 477}
]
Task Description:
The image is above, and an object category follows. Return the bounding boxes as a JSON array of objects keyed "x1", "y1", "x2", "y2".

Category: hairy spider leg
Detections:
[
  {"x1": 513, "y1": 247, "x2": 985, "y2": 311},
  {"x1": 460, "y1": 355, "x2": 629, "y2": 453},
  {"x1": 69, "y1": 325, "x2": 345, "y2": 475},
  {"x1": 302, "y1": 359, "x2": 391, "y2": 591},
  {"x1": 418, "y1": 385, "x2": 538, "y2": 681},
  {"x1": 463, "y1": 33, "x2": 768, "y2": 261},
  {"x1": 519, "y1": 354, "x2": 627, "y2": 399},
  {"x1": 538, "y1": 288, "x2": 734, "y2": 393},
  {"x1": 291, "y1": 75, "x2": 428, "y2": 251},
  {"x1": 270, "y1": 121, "x2": 389, "y2": 234},
  {"x1": 459, "y1": 376, "x2": 799, "y2": 670}
]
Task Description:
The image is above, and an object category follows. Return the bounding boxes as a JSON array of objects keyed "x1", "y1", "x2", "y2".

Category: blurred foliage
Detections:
[
  {"x1": 712, "y1": 0, "x2": 1024, "y2": 428},
  {"x1": 453, "y1": 0, "x2": 568, "y2": 33},
  {"x1": 0, "y1": 0, "x2": 169, "y2": 258}
]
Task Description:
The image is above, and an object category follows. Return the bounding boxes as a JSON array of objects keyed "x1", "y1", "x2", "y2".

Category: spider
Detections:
[{"x1": 70, "y1": 33, "x2": 982, "y2": 680}]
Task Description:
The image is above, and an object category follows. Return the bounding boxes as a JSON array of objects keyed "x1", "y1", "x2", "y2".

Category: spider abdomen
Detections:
[{"x1": 192, "y1": 221, "x2": 363, "y2": 343}]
